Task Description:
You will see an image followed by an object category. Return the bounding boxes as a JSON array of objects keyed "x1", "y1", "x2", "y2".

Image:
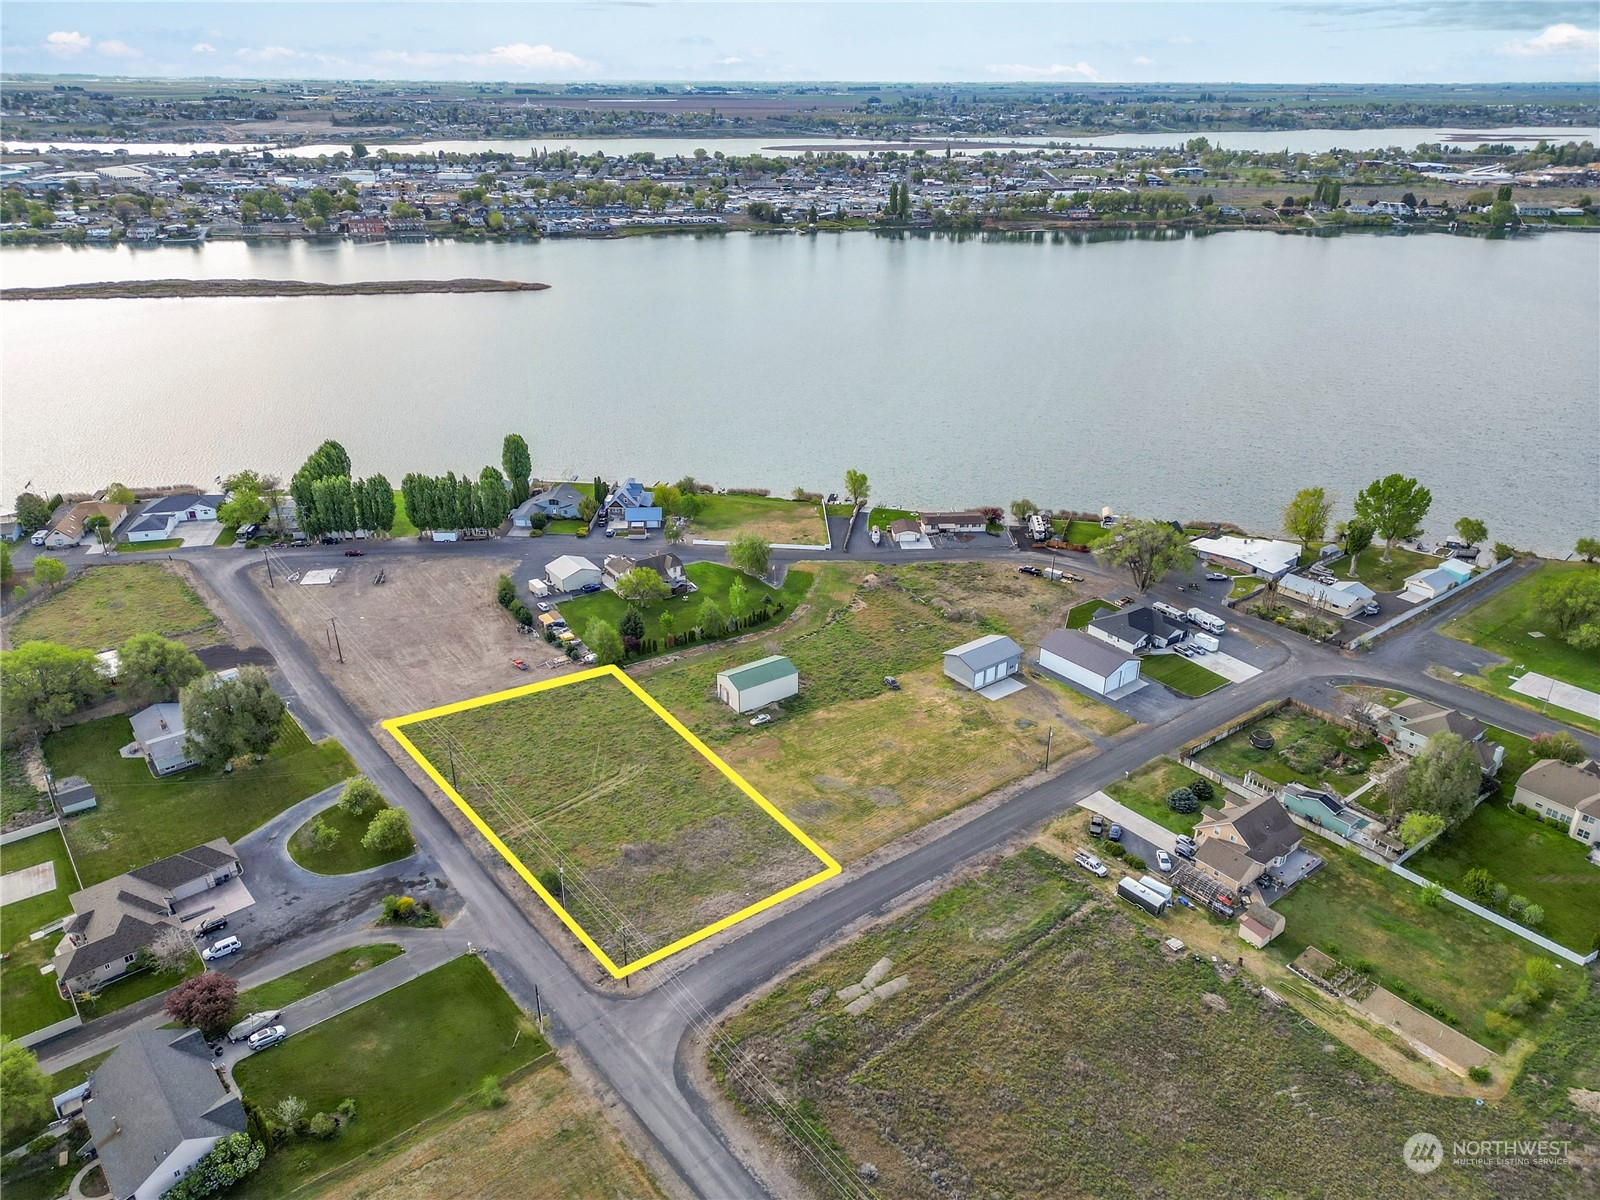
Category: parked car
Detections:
[
  {"x1": 237, "y1": 523, "x2": 261, "y2": 540},
  {"x1": 580, "y1": 582, "x2": 603, "y2": 594},
  {"x1": 202, "y1": 936, "x2": 242, "y2": 962},
  {"x1": 536, "y1": 602, "x2": 551, "y2": 613},
  {"x1": 194, "y1": 916, "x2": 228, "y2": 938},
  {"x1": 1074, "y1": 850, "x2": 1108, "y2": 878},
  {"x1": 1156, "y1": 849, "x2": 1174, "y2": 873},
  {"x1": 750, "y1": 713, "x2": 773, "y2": 727},
  {"x1": 1174, "y1": 835, "x2": 1197, "y2": 860},
  {"x1": 1205, "y1": 571, "x2": 1228, "y2": 582},
  {"x1": 320, "y1": 535, "x2": 339, "y2": 545},
  {"x1": 247, "y1": 1025, "x2": 288, "y2": 1051},
  {"x1": 511, "y1": 658, "x2": 528, "y2": 671},
  {"x1": 226, "y1": 1010, "x2": 282, "y2": 1043},
  {"x1": 883, "y1": 676, "x2": 901, "y2": 691},
  {"x1": 1089, "y1": 814, "x2": 1105, "y2": 837},
  {"x1": 29, "y1": 530, "x2": 47, "y2": 546},
  {"x1": 1361, "y1": 602, "x2": 1380, "y2": 617},
  {"x1": 343, "y1": 548, "x2": 364, "y2": 557},
  {"x1": 1107, "y1": 823, "x2": 1123, "y2": 842}
]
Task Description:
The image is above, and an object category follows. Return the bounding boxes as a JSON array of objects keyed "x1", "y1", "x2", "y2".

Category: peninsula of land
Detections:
[{"x1": 1, "y1": 277, "x2": 550, "y2": 301}]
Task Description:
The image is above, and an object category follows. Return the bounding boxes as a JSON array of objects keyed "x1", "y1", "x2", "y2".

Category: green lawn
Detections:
[
  {"x1": 1328, "y1": 546, "x2": 1439, "y2": 592},
  {"x1": 1052, "y1": 518, "x2": 1112, "y2": 546},
  {"x1": 213, "y1": 526, "x2": 240, "y2": 548},
  {"x1": 232, "y1": 955, "x2": 546, "y2": 1199},
  {"x1": 688, "y1": 493, "x2": 826, "y2": 544},
  {"x1": 556, "y1": 562, "x2": 813, "y2": 656},
  {"x1": 542, "y1": 518, "x2": 586, "y2": 535},
  {"x1": 76, "y1": 952, "x2": 201, "y2": 1020},
  {"x1": 1441, "y1": 562, "x2": 1600, "y2": 731},
  {"x1": 1, "y1": 746, "x2": 50, "y2": 826},
  {"x1": 1407, "y1": 799, "x2": 1600, "y2": 954},
  {"x1": 1139, "y1": 652, "x2": 1228, "y2": 697},
  {"x1": 0, "y1": 1143, "x2": 84, "y2": 1200},
  {"x1": 235, "y1": 944, "x2": 404, "y2": 1013},
  {"x1": 0, "y1": 829, "x2": 82, "y2": 1039},
  {"x1": 1064, "y1": 598, "x2": 1116, "y2": 628},
  {"x1": 1103, "y1": 757, "x2": 1216, "y2": 835},
  {"x1": 389, "y1": 489, "x2": 419, "y2": 538},
  {"x1": 45, "y1": 713, "x2": 355, "y2": 886},
  {"x1": 116, "y1": 538, "x2": 185, "y2": 553},
  {"x1": 865, "y1": 507, "x2": 916, "y2": 530},
  {"x1": 1269, "y1": 834, "x2": 1579, "y2": 1048},
  {"x1": 8, "y1": 562, "x2": 221, "y2": 651},
  {"x1": 288, "y1": 801, "x2": 413, "y2": 875},
  {"x1": 1195, "y1": 707, "x2": 1386, "y2": 795}
]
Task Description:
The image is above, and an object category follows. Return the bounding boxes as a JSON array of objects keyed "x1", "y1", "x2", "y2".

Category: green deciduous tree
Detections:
[
  {"x1": 728, "y1": 533, "x2": 771, "y2": 578},
  {"x1": 697, "y1": 600, "x2": 728, "y2": 639},
  {"x1": 15, "y1": 492, "x2": 54, "y2": 533},
  {"x1": 585, "y1": 619, "x2": 625, "y2": 665},
  {"x1": 290, "y1": 440, "x2": 353, "y2": 537},
  {"x1": 119, "y1": 633, "x2": 205, "y2": 708},
  {"x1": 163, "y1": 1132, "x2": 266, "y2": 1200},
  {"x1": 1353, "y1": 474, "x2": 1433, "y2": 562},
  {"x1": 31, "y1": 557, "x2": 66, "y2": 592},
  {"x1": 218, "y1": 486, "x2": 269, "y2": 531},
  {"x1": 338, "y1": 776, "x2": 385, "y2": 817},
  {"x1": 502, "y1": 434, "x2": 532, "y2": 508},
  {"x1": 476, "y1": 467, "x2": 510, "y2": 529},
  {"x1": 103, "y1": 482, "x2": 137, "y2": 506},
  {"x1": 727, "y1": 579, "x2": 751, "y2": 622},
  {"x1": 1576, "y1": 537, "x2": 1600, "y2": 563},
  {"x1": 1009, "y1": 499, "x2": 1039, "y2": 521},
  {"x1": 362, "y1": 807, "x2": 413, "y2": 854},
  {"x1": 0, "y1": 1038, "x2": 53, "y2": 1147},
  {"x1": 1282, "y1": 486, "x2": 1334, "y2": 552},
  {"x1": 1091, "y1": 517, "x2": 1192, "y2": 592},
  {"x1": 614, "y1": 567, "x2": 670, "y2": 606},
  {"x1": 1397, "y1": 811, "x2": 1445, "y2": 847},
  {"x1": 657, "y1": 610, "x2": 676, "y2": 642},
  {"x1": 844, "y1": 470, "x2": 870, "y2": 507},
  {"x1": 0, "y1": 641, "x2": 105, "y2": 739},
  {"x1": 83, "y1": 514, "x2": 111, "y2": 548},
  {"x1": 1454, "y1": 517, "x2": 1488, "y2": 548},
  {"x1": 1343, "y1": 519, "x2": 1375, "y2": 570},
  {"x1": 1402, "y1": 732, "x2": 1481, "y2": 829},
  {"x1": 308, "y1": 817, "x2": 340, "y2": 852},
  {"x1": 180, "y1": 666, "x2": 285, "y2": 769},
  {"x1": 1534, "y1": 570, "x2": 1600, "y2": 640},
  {"x1": 1530, "y1": 731, "x2": 1584, "y2": 764}
]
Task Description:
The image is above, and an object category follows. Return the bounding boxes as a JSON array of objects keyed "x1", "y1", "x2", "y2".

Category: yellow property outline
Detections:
[{"x1": 382, "y1": 665, "x2": 840, "y2": 979}]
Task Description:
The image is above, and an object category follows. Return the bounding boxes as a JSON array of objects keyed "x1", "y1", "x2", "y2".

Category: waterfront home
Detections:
[
  {"x1": 602, "y1": 478, "x2": 653, "y2": 523},
  {"x1": 919, "y1": 511, "x2": 988, "y2": 535},
  {"x1": 1382, "y1": 696, "x2": 1504, "y2": 775},
  {"x1": 1512, "y1": 758, "x2": 1600, "y2": 846},
  {"x1": 519, "y1": 482, "x2": 585, "y2": 522},
  {"x1": 1275, "y1": 573, "x2": 1377, "y2": 618},
  {"x1": 624, "y1": 506, "x2": 664, "y2": 531},
  {"x1": 1400, "y1": 566, "x2": 1458, "y2": 602},
  {"x1": 1190, "y1": 535, "x2": 1300, "y2": 580},
  {"x1": 43, "y1": 500, "x2": 129, "y2": 549}
]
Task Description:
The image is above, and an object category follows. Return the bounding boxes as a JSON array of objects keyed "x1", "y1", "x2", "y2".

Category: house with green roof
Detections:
[{"x1": 716, "y1": 655, "x2": 799, "y2": 714}]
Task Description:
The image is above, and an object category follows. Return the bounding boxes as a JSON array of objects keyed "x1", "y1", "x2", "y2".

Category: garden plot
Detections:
[{"x1": 1195, "y1": 706, "x2": 1388, "y2": 796}]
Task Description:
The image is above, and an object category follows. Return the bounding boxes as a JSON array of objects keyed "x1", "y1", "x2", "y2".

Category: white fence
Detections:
[
  {"x1": 15, "y1": 1014, "x2": 82, "y2": 1050},
  {"x1": 0, "y1": 817, "x2": 61, "y2": 847},
  {"x1": 1389, "y1": 862, "x2": 1597, "y2": 966},
  {"x1": 1346, "y1": 555, "x2": 1514, "y2": 649}
]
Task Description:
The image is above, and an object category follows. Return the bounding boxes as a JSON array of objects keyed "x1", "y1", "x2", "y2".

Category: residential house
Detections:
[
  {"x1": 624, "y1": 506, "x2": 664, "y2": 531},
  {"x1": 1401, "y1": 566, "x2": 1458, "y2": 602},
  {"x1": 889, "y1": 519, "x2": 922, "y2": 547},
  {"x1": 1087, "y1": 606, "x2": 1188, "y2": 653},
  {"x1": 1275, "y1": 573, "x2": 1377, "y2": 618},
  {"x1": 143, "y1": 494, "x2": 224, "y2": 524},
  {"x1": 604, "y1": 551, "x2": 688, "y2": 593},
  {"x1": 602, "y1": 478, "x2": 653, "y2": 523},
  {"x1": 43, "y1": 501, "x2": 129, "y2": 549},
  {"x1": 1383, "y1": 696, "x2": 1504, "y2": 774},
  {"x1": 546, "y1": 554, "x2": 602, "y2": 592},
  {"x1": 1512, "y1": 758, "x2": 1600, "y2": 845},
  {"x1": 716, "y1": 655, "x2": 800, "y2": 713},
  {"x1": 52, "y1": 840, "x2": 241, "y2": 998},
  {"x1": 918, "y1": 511, "x2": 988, "y2": 535},
  {"x1": 130, "y1": 704, "x2": 200, "y2": 776},
  {"x1": 82, "y1": 1028, "x2": 248, "y2": 1200},
  {"x1": 0, "y1": 514, "x2": 21, "y2": 542},
  {"x1": 1436, "y1": 557, "x2": 1474, "y2": 585},
  {"x1": 1192, "y1": 794, "x2": 1303, "y2": 893},
  {"x1": 943, "y1": 634, "x2": 1023, "y2": 692},
  {"x1": 517, "y1": 483, "x2": 585, "y2": 522},
  {"x1": 1189, "y1": 535, "x2": 1301, "y2": 580},
  {"x1": 1037, "y1": 628, "x2": 1140, "y2": 696}
]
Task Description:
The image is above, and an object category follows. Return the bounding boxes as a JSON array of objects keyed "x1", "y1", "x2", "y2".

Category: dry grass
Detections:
[
  {"x1": 325, "y1": 1063, "x2": 666, "y2": 1200},
  {"x1": 7, "y1": 562, "x2": 222, "y2": 652},
  {"x1": 687, "y1": 494, "x2": 828, "y2": 546}
]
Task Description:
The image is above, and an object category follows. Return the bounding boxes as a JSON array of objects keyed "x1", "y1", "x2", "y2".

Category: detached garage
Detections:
[
  {"x1": 547, "y1": 554, "x2": 602, "y2": 593},
  {"x1": 943, "y1": 634, "x2": 1023, "y2": 692},
  {"x1": 717, "y1": 655, "x2": 799, "y2": 713},
  {"x1": 1039, "y1": 628, "x2": 1140, "y2": 696}
]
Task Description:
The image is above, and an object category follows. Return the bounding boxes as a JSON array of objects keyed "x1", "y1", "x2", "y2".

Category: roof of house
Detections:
[
  {"x1": 546, "y1": 554, "x2": 600, "y2": 577},
  {"x1": 144, "y1": 493, "x2": 224, "y2": 515},
  {"x1": 1517, "y1": 758, "x2": 1600, "y2": 810},
  {"x1": 50, "y1": 501, "x2": 128, "y2": 541},
  {"x1": 1039, "y1": 627, "x2": 1138, "y2": 677},
  {"x1": 1437, "y1": 558, "x2": 1474, "y2": 579},
  {"x1": 83, "y1": 1029, "x2": 247, "y2": 1200},
  {"x1": 920, "y1": 511, "x2": 987, "y2": 525},
  {"x1": 635, "y1": 552, "x2": 684, "y2": 577},
  {"x1": 1194, "y1": 838, "x2": 1257, "y2": 884},
  {"x1": 718, "y1": 654, "x2": 798, "y2": 690},
  {"x1": 509, "y1": 496, "x2": 541, "y2": 519},
  {"x1": 1189, "y1": 535, "x2": 1300, "y2": 576},
  {"x1": 1089, "y1": 605, "x2": 1187, "y2": 645},
  {"x1": 1390, "y1": 696, "x2": 1484, "y2": 742},
  {"x1": 606, "y1": 478, "x2": 652, "y2": 508},
  {"x1": 1406, "y1": 566, "x2": 1458, "y2": 591},
  {"x1": 945, "y1": 633, "x2": 1023, "y2": 672},
  {"x1": 624, "y1": 506, "x2": 663, "y2": 522},
  {"x1": 55, "y1": 910, "x2": 174, "y2": 981},
  {"x1": 1218, "y1": 795, "x2": 1302, "y2": 864},
  {"x1": 128, "y1": 514, "x2": 173, "y2": 535},
  {"x1": 129, "y1": 703, "x2": 187, "y2": 756},
  {"x1": 603, "y1": 554, "x2": 637, "y2": 578},
  {"x1": 127, "y1": 839, "x2": 238, "y2": 891},
  {"x1": 889, "y1": 519, "x2": 921, "y2": 536},
  {"x1": 1276, "y1": 573, "x2": 1376, "y2": 605}
]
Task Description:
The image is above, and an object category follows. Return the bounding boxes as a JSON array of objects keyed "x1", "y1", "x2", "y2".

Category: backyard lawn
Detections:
[
  {"x1": 1051, "y1": 518, "x2": 1112, "y2": 546},
  {"x1": 232, "y1": 955, "x2": 547, "y2": 1199},
  {"x1": 1407, "y1": 799, "x2": 1600, "y2": 954},
  {"x1": 1195, "y1": 706, "x2": 1387, "y2": 795},
  {"x1": 1065, "y1": 598, "x2": 1116, "y2": 628},
  {"x1": 1269, "y1": 834, "x2": 1580, "y2": 1048},
  {"x1": 235, "y1": 944, "x2": 405, "y2": 1012},
  {"x1": 288, "y1": 801, "x2": 415, "y2": 875},
  {"x1": 556, "y1": 562, "x2": 813, "y2": 654},
  {"x1": 45, "y1": 713, "x2": 355, "y2": 886},
  {"x1": 688, "y1": 493, "x2": 827, "y2": 545},
  {"x1": 8, "y1": 562, "x2": 222, "y2": 651},
  {"x1": 541, "y1": 518, "x2": 586, "y2": 535},
  {"x1": 1104, "y1": 757, "x2": 1216, "y2": 835},
  {"x1": 1329, "y1": 546, "x2": 1438, "y2": 592},
  {"x1": 76, "y1": 951, "x2": 201, "y2": 1020},
  {"x1": 865, "y1": 507, "x2": 916, "y2": 530},
  {"x1": 1139, "y1": 652, "x2": 1228, "y2": 697},
  {"x1": 0, "y1": 829, "x2": 80, "y2": 1039}
]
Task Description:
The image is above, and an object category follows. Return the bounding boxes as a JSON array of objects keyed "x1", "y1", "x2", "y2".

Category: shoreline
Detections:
[{"x1": 0, "y1": 277, "x2": 551, "y2": 301}]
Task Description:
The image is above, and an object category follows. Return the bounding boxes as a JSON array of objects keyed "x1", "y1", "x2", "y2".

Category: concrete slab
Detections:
[
  {"x1": 1077, "y1": 790, "x2": 1179, "y2": 853},
  {"x1": 1197, "y1": 651, "x2": 1262, "y2": 684},
  {"x1": 0, "y1": 861, "x2": 57, "y2": 907},
  {"x1": 300, "y1": 567, "x2": 339, "y2": 586},
  {"x1": 174, "y1": 876, "x2": 257, "y2": 925},
  {"x1": 977, "y1": 676, "x2": 1027, "y2": 701},
  {"x1": 178, "y1": 520, "x2": 222, "y2": 548},
  {"x1": 1509, "y1": 671, "x2": 1600, "y2": 720}
]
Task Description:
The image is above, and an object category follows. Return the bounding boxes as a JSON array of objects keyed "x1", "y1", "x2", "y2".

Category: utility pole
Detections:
[
  {"x1": 557, "y1": 863, "x2": 565, "y2": 910},
  {"x1": 263, "y1": 548, "x2": 274, "y2": 588},
  {"x1": 533, "y1": 984, "x2": 544, "y2": 1030},
  {"x1": 620, "y1": 929, "x2": 630, "y2": 988},
  {"x1": 1044, "y1": 726, "x2": 1054, "y2": 771},
  {"x1": 329, "y1": 617, "x2": 343, "y2": 663}
]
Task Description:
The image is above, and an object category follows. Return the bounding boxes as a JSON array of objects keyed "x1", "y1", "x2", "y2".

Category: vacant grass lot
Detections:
[
  {"x1": 720, "y1": 847, "x2": 1586, "y2": 1200},
  {"x1": 1441, "y1": 562, "x2": 1600, "y2": 731},
  {"x1": 688, "y1": 493, "x2": 826, "y2": 545},
  {"x1": 288, "y1": 801, "x2": 413, "y2": 875},
  {"x1": 1270, "y1": 834, "x2": 1578, "y2": 1048},
  {"x1": 1330, "y1": 545, "x2": 1439, "y2": 592},
  {"x1": 0, "y1": 829, "x2": 80, "y2": 1039},
  {"x1": 46, "y1": 714, "x2": 355, "y2": 886},
  {"x1": 1408, "y1": 800, "x2": 1599, "y2": 953},
  {"x1": 389, "y1": 489, "x2": 419, "y2": 537},
  {"x1": 1065, "y1": 598, "x2": 1115, "y2": 628},
  {"x1": 1196, "y1": 707, "x2": 1387, "y2": 795},
  {"x1": 1051, "y1": 517, "x2": 1111, "y2": 545},
  {"x1": 232, "y1": 955, "x2": 546, "y2": 1200},
  {"x1": 1, "y1": 747, "x2": 49, "y2": 827},
  {"x1": 8, "y1": 562, "x2": 222, "y2": 651},
  {"x1": 1104, "y1": 757, "x2": 1216, "y2": 835},
  {"x1": 402, "y1": 672, "x2": 826, "y2": 964},
  {"x1": 236, "y1": 944, "x2": 404, "y2": 1012},
  {"x1": 1139, "y1": 651, "x2": 1228, "y2": 697},
  {"x1": 556, "y1": 562, "x2": 813, "y2": 657}
]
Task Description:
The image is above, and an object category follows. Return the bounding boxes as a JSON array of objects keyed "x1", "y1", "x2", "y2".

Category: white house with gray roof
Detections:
[
  {"x1": 130, "y1": 703, "x2": 200, "y2": 776},
  {"x1": 83, "y1": 1028, "x2": 247, "y2": 1200},
  {"x1": 943, "y1": 634, "x2": 1022, "y2": 692}
]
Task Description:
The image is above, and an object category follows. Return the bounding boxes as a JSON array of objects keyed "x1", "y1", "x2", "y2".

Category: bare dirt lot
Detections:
[{"x1": 261, "y1": 556, "x2": 573, "y2": 724}]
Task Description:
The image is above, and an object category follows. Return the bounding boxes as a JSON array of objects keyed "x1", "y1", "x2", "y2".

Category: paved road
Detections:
[{"x1": 29, "y1": 539, "x2": 1599, "y2": 1199}]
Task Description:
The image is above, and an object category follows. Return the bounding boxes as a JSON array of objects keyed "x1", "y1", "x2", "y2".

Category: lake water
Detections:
[
  {"x1": 2, "y1": 230, "x2": 1595, "y2": 556},
  {"x1": 8, "y1": 126, "x2": 1597, "y2": 160}
]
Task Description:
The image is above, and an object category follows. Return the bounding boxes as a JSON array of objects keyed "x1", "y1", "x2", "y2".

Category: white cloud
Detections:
[
  {"x1": 374, "y1": 42, "x2": 591, "y2": 74},
  {"x1": 1132, "y1": 55, "x2": 1155, "y2": 67},
  {"x1": 44, "y1": 30, "x2": 90, "y2": 57},
  {"x1": 1498, "y1": 23, "x2": 1599, "y2": 57},
  {"x1": 96, "y1": 39, "x2": 142, "y2": 60},
  {"x1": 236, "y1": 45, "x2": 301, "y2": 63},
  {"x1": 192, "y1": 43, "x2": 216, "y2": 54},
  {"x1": 715, "y1": 56, "x2": 743, "y2": 66},
  {"x1": 987, "y1": 61, "x2": 1102, "y2": 81},
  {"x1": 1167, "y1": 35, "x2": 1195, "y2": 46}
]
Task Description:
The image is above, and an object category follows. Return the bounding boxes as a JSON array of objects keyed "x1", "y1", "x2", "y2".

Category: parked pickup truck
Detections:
[{"x1": 227, "y1": 1010, "x2": 283, "y2": 1043}]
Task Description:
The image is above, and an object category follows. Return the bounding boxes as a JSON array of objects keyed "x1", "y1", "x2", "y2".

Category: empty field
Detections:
[
  {"x1": 688, "y1": 493, "x2": 826, "y2": 545},
  {"x1": 719, "y1": 847, "x2": 1596, "y2": 1200},
  {"x1": 391, "y1": 669, "x2": 833, "y2": 973},
  {"x1": 7, "y1": 562, "x2": 222, "y2": 651}
]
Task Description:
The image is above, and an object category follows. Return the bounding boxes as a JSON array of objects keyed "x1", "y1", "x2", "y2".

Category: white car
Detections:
[
  {"x1": 201, "y1": 936, "x2": 242, "y2": 962},
  {"x1": 247, "y1": 1024, "x2": 287, "y2": 1051},
  {"x1": 749, "y1": 713, "x2": 773, "y2": 727},
  {"x1": 1156, "y1": 849, "x2": 1174, "y2": 873},
  {"x1": 536, "y1": 602, "x2": 551, "y2": 613}
]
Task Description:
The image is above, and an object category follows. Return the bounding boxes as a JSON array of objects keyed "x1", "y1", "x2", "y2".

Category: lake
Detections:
[{"x1": 2, "y1": 229, "x2": 1595, "y2": 556}]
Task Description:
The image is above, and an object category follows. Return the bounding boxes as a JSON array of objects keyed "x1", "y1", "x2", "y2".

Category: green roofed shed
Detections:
[{"x1": 716, "y1": 655, "x2": 800, "y2": 714}]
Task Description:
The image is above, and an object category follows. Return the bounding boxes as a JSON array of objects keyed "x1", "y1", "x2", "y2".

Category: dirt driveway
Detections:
[{"x1": 262, "y1": 556, "x2": 576, "y2": 723}]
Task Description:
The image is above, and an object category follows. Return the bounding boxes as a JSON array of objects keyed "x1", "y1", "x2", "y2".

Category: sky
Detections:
[{"x1": 2, "y1": 2, "x2": 1598, "y2": 84}]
